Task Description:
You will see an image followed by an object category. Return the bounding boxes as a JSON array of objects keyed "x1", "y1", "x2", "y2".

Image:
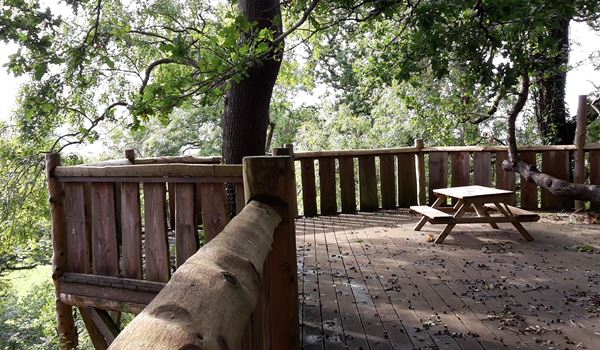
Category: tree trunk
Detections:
[
  {"x1": 534, "y1": 15, "x2": 574, "y2": 145},
  {"x1": 503, "y1": 74, "x2": 600, "y2": 206},
  {"x1": 222, "y1": 0, "x2": 283, "y2": 164}
]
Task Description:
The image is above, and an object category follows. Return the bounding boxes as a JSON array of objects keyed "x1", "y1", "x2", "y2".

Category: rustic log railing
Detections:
[
  {"x1": 46, "y1": 153, "x2": 298, "y2": 349},
  {"x1": 46, "y1": 141, "x2": 599, "y2": 348},
  {"x1": 294, "y1": 142, "x2": 600, "y2": 216}
]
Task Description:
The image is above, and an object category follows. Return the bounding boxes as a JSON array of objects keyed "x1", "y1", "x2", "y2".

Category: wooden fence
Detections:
[
  {"x1": 46, "y1": 153, "x2": 298, "y2": 349},
  {"x1": 46, "y1": 142, "x2": 600, "y2": 349},
  {"x1": 294, "y1": 142, "x2": 600, "y2": 216}
]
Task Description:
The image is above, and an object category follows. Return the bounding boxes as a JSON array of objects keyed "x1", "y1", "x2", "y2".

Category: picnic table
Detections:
[{"x1": 410, "y1": 185, "x2": 539, "y2": 244}]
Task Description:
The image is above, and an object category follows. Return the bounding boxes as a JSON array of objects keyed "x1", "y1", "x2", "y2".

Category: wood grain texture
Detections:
[
  {"x1": 200, "y1": 183, "x2": 228, "y2": 242},
  {"x1": 319, "y1": 157, "x2": 337, "y2": 215},
  {"x1": 495, "y1": 152, "x2": 516, "y2": 205},
  {"x1": 235, "y1": 183, "x2": 246, "y2": 215},
  {"x1": 590, "y1": 150, "x2": 600, "y2": 209},
  {"x1": 293, "y1": 147, "x2": 420, "y2": 158},
  {"x1": 243, "y1": 156, "x2": 299, "y2": 350},
  {"x1": 194, "y1": 183, "x2": 203, "y2": 226},
  {"x1": 519, "y1": 151, "x2": 538, "y2": 210},
  {"x1": 451, "y1": 152, "x2": 470, "y2": 187},
  {"x1": 428, "y1": 152, "x2": 448, "y2": 205},
  {"x1": 109, "y1": 201, "x2": 282, "y2": 350},
  {"x1": 541, "y1": 150, "x2": 572, "y2": 210},
  {"x1": 64, "y1": 183, "x2": 89, "y2": 274},
  {"x1": 473, "y1": 152, "x2": 491, "y2": 187},
  {"x1": 175, "y1": 183, "x2": 199, "y2": 267},
  {"x1": 120, "y1": 183, "x2": 142, "y2": 279},
  {"x1": 396, "y1": 153, "x2": 417, "y2": 207},
  {"x1": 78, "y1": 307, "x2": 109, "y2": 350},
  {"x1": 300, "y1": 159, "x2": 318, "y2": 217},
  {"x1": 296, "y1": 213, "x2": 600, "y2": 350},
  {"x1": 379, "y1": 154, "x2": 396, "y2": 209},
  {"x1": 91, "y1": 183, "x2": 119, "y2": 277},
  {"x1": 589, "y1": 150, "x2": 600, "y2": 186},
  {"x1": 167, "y1": 182, "x2": 176, "y2": 230},
  {"x1": 338, "y1": 156, "x2": 357, "y2": 213},
  {"x1": 415, "y1": 140, "x2": 426, "y2": 205},
  {"x1": 113, "y1": 182, "x2": 122, "y2": 251},
  {"x1": 450, "y1": 152, "x2": 470, "y2": 205},
  {"x1": 143, "y1": 183, "x2": 170, "y2": 283},
  {"x1": 45, "y1": 153, "x2": 78, "y2": 349},
  {"x1": 358, "y1": 156, "x2": 378, "y2": 211},
  {"x1": 55, "y1": 164, "x2": 242, "y2": 178}
]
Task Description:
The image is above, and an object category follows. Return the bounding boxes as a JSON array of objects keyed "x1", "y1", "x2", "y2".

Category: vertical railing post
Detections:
[
  {"x1": 243, "y1": 155, "x2": 299, "y2": 350},
  {"x1": 124, "y1": 149, "x2": 136, "y2": 163},
  {"x1": 574, "y1": 95, "x2": 588, "y2": 210},
  {"x1": 274, "y1": 146, "x2": 298, "y2": 218},
  {"x1": 415, "y1": 139, "x2": 426, "y2": 205},
  {"x1": 45, "y1": 153, "x2": 78, "y2": 349}
]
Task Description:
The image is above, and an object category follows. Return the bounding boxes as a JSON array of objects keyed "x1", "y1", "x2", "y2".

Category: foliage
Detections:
[
  {"x1": 0, "y1": 279, "x2": 57, "y2": 349},
  {"x1": 0, "y1": 122, "x2": 52, "y2": 276},
  {"x1": 103, "y1": 102, "x2": 224, "y2": 157},
  {"x1": 300, "y1": 0, "x2": 600, "y2": 146},
  {"x1": 0, "y1": 0, "x2": 599, "y2": 347}
]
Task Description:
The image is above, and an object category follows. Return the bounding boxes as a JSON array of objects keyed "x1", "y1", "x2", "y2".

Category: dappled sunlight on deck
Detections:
[{"x1": 297, "y1": 211, "x2": 600, "y2": 350}]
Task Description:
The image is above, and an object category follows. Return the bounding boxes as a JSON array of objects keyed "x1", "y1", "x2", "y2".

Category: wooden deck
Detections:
[{"x1": 296, "y1": 210, "x2": 600, "y2": 350}]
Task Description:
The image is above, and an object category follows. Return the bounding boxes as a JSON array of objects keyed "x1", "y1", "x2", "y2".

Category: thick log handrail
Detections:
[{"x1": 109, "y1": 200, "x2": 282, "y2": 350}]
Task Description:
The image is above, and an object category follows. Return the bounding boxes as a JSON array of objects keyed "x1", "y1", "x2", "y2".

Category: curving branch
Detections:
[
  {"x1": 501, "y1": 73, "x2": 600, "y2": 206},
  {"x1": 271, "y1": 0, "x2": 320, "y2": 46},
  {"x1": 50, "y1": 101, "x2": 129, "y2": 153},
  {"x1": 506, "y1": 72, "x2": 530, "y2": 164},
  {"x1": 138, "y1": 58, "x2": 177, "y2": 95}
]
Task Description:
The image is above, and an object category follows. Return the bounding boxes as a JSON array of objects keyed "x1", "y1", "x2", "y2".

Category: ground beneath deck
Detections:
[{"x1": 296, "y1": 210, "x2": 600, "y2": 350}]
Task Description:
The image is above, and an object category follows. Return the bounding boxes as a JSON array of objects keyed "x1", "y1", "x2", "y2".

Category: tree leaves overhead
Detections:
[{"x1": 0, "y1": 0, "x2": 295, "y2": 149}]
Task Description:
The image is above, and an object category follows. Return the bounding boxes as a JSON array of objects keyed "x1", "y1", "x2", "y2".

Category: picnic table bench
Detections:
[{"x1": 410, "y1": 185, "x2": 539, "y2": 244}]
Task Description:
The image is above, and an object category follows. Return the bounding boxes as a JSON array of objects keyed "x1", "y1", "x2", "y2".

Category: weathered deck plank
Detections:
[{"x1": 297, "y1": 210, "x2": 600, "y2": 350}]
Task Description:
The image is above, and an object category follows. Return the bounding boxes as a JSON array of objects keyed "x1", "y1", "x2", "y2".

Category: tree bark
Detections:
[
  {"x1": 503, "y1": 74, "x2": 600, "y2": 206},
  {"x1": 222, "y1": 0, "x2": 283, "y2": 164},
  {"x1": 534, "y1": 15, "x2": 574, "y2": 145}
]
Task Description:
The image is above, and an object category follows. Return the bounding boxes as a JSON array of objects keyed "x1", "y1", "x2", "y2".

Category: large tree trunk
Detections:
[
  {"x1": 503, "y1": 73, "x2": 600, "y2": 206},
  {"x1": 222, "y1": 0, "x2": 283, "y2": 164},
  {"x1": 534, "y1": 15, "x2": 574, "y2": 145}
]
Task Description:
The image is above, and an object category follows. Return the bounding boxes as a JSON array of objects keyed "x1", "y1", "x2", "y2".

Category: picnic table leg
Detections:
[
  {"x1": 413, "y1": 217, "x2": 428, "y2": 231},
  {"x1": 433, "y1": 223, "x2": 455, "y2": 244},
  {"x1": 473, "y1": 204, "x2": 499, "y2": 229},
  {"x1": 511, "y1": 222, "x2": 534, "y2": 241},
  {"x1": 433, "y1": 200, "x2": 466, "y2": 244},
  {"x1": 493, "y1": 202, "x2": 535, "y2": 241},
  {"x1": 431, "y1": 195, "x2": 446, "y2": 208}
]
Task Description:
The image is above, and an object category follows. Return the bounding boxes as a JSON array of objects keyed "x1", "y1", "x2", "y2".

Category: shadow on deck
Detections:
[{"x1": 296, "y1": 210, "x2": 600, "y2": 350}]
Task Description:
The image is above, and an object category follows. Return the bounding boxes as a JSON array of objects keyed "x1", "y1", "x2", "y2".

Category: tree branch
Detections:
[
  {"x1": 501, "y1": 73, "x2": 600, "y2": 205},
  {"x1": 506, "y1": 72, "x2": 530, "y2": 164},
  {"x1": 272, "y1": 0, "x2": 320, "y2": 46}
]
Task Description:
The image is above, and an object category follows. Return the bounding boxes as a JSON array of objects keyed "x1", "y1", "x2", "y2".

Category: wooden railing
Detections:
[
  {"x1": 46, "y1": 142, "x2": 600, "y2": 348},
  {"x1": 46, "y1": 153, "x2": 298, "y2": 349},
  {"x1": 294, "y1": 141, "x2": 600, "y2": 216}
]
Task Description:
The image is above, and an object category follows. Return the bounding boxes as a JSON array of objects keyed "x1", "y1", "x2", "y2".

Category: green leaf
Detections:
[{"x1": 33, "y1": 64, "x2": 47, "y2": 80}]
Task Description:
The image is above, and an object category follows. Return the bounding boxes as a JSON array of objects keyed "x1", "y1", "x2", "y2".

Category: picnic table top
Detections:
[{"x1": 433, "y1": 185, "x2": 513, "y2": 199}]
